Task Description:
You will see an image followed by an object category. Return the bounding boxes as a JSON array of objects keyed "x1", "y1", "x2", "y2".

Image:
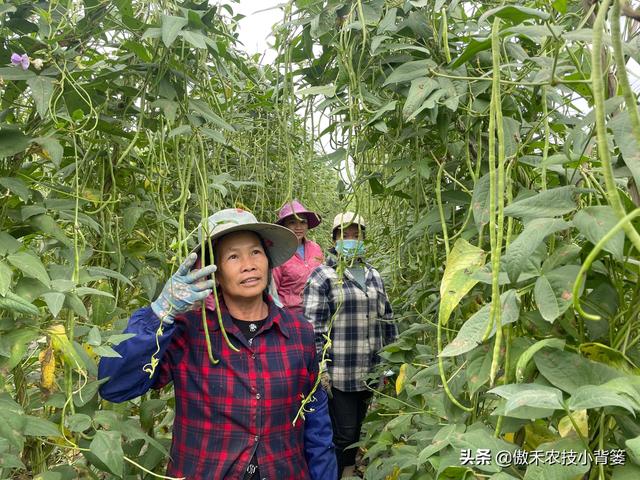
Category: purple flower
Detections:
[{"x1": 10, "y1": 53, "x2": 30, "y2": 70}]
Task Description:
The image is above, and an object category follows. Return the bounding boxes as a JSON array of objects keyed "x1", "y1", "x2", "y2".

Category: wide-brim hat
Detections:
[
  {"x1": 276, "y1": 199, "x2": 321, "y2": 229},
  {"x1": 192, "y1": 208, "x2": 298, "y2": 267},
  {"x1": 332, "y1": 211, "x2": 366, "y2": 232}
]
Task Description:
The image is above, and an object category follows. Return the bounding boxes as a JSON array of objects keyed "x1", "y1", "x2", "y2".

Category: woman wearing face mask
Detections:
[
  {"x1": 272, "y1": 200, "x2": 324, "y2": 314},
  {"x1": 303, "y1": 212, "x2": 397, "y2": 479}
]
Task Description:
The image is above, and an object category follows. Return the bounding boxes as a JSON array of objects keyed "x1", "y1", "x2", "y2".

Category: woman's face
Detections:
[
  {"x1": 334, "y1": 223, "x2": 363, "y2": 242},
  {"x1": 215, "y1": 231, "x2": 269, "y2": 303},
  {"x1": 283, "y1": 215, "x2": 308, "y2": 243}
]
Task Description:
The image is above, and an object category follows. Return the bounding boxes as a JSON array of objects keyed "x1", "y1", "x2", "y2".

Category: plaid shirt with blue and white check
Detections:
[{"x1": 303, "y1": 255, "x2": 397, "y2": 392}]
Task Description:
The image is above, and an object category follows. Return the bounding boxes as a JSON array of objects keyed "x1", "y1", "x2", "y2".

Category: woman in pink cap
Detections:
[{"x1": 273, "y1": 200, "x2": 324, "y2": 313}]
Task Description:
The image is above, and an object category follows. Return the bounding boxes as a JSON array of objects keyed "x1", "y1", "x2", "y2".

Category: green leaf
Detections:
[
  {"x1": 625, "y1": 436, "x2": 640, "y2": 467},
  {"x1": 448, "y1": 425, "x2": 516, "y2": 474},
  {"x1": 535, "y1": 348, "x2": 624, "y2": 394},
  {"x1": 42, "y1": 292, "x2": 65, "y2": 318},
  {"x1": 85, "y1": 266, "x2": 133, "y2": 286},
  {"x1": 0, "y1": 261, "x2": 12, "y2": 296},
  {"x1": 504, "y1": 187, "x2": 577, "y2": 218},
  {"x1": 32, "y1": 137, "x2": 63, "y2": 167},
  {"x1": 23, "y1": 415, "x2": 61, "y2": 437},
  {"x1": 0, "y1": 127, "x2": 32, "y2": 158},
  {"x1": 0, "y1": 67, "x2": 36, "y2": 81},
  {"x1": 93, "y1": 345, "x2": 122, "y2": 358},
  {"x1": 297, "y1": 85, "x2": 336, "y2": 97},
  {"x1": 90, "y1": 430, "x2": 124, "y2": 477},
  {"x1": 106, "y1": 333, "x2": 135, "y2": 346},
  {"x1": 29, "y1": 214, "x2": 71, "y2": 246},
  {"x1": 87, "y1": 326, "x2": 101, "y2": 346},
  {"x1": 523, "y1": 437, "x2": 590, "y2": 479},
  {"x1": 503, "y1": 218, "x2": 570, "y2": 282},
  {"x1": 612, "y1": 463, "x2": 640, "y2": 480},
  {"x1": 0, "y1": 176, "x2": 30, "y2": 201},
  {"x1": 402, "y1": 77, "x2": 439, "y2": 120},
  {"x1": 489, "y1": 384, "x2": 564, "y2": 413},
  {"x1": 515, "y1": 339, "x2": 565, "y2": 382},
  {"x1": 200, "y1": 127, "x2": 227, "y2": 145},
  {"x1": 65, "y1": 414, "x2": 92, "y2": 432},
  {"x1": 65, "y1": 293, "x2": 88, "y2": 318},
  {"x1": 180, "y1": 30, "x2": 208, "y2": 49},
  {"x1": 0, "y1": 232, "x2": 21, "y2": 255},
  {"x1": 534, "y1": 266, "x2": 580, "y2": 323},
  {"x1": 479, "y1": 6, "x2": 550, "y2": 26},
  {"x1": 573, "y1": 206, "x2": 624, "y2": 259},
  {"x1": 74, "y1": 378, "x2": 108, "y2": 407},
  {"x1": 610, "y1": 112, "x2": 640, "y2": 188},
  {"x1": 189, "y1": 99, "x2": 235, "y2": 131},
  {"x1": 161, "y1": 14, "x2": 188, "y2": 47},
  {"x1": 441, "y1": 290, "x2": 520, "y2": 357},
  {"x1": 34, "y1": 473, "x2": 62, "y2": 480},
  {"x1": 438, "y1": 238, "x2": 486, "y2": 326},
  {"x1": 27, "y1": 76, "x2": 55, "y2": 119},
  {"x1": 534, "y1": 275, "x2": 559, "y2": 322},
  {"x1": 7, "y1": 252, "x2": 51, "y2": 287},
  {"x1": 471, "y1": 173, "x2": 491, "y2": 231},
  {"x1": 552, "y1": 0, "x2": 567, "y2": 13},
  {"x1": 451, "y1": 37, "x2": 492, "y2": 69},
  {"x1": 383, "y1": 60, "x2": 434, "y2": 85},
  {"x1": 569, "y1": 385, "x2": 637, "y2": 414},
  {"x1": 0, "y1": 291, "x2": 40, "y2": 316}
]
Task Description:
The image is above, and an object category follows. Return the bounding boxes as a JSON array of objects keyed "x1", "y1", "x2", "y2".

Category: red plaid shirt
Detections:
[{"x1": 100, "y1": 298, "x2": 321, "y2": 479}]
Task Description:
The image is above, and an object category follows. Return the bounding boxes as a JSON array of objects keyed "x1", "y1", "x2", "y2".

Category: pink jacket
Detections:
[{"x1": 272, "y1": 239, "x2": 324, "y2": 312}]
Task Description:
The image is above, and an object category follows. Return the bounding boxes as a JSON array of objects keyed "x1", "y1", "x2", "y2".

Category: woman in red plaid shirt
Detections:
[{"x1": 99, "y1": 208, "x2": 337, "y2": 480}]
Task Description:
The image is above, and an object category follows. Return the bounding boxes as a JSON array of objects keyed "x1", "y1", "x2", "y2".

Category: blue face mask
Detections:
[{"x1": 336, "y1": 239, "x2": 365, "y2": 258}]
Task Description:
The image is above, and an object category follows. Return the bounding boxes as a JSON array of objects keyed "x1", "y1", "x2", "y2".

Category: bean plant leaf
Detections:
[
  {"x1": 440, "y1": 289, "x2": 520, "y2": 357},
  {"x1": 568, "y1": 385, "x2": 636, "y2": 414},
  {"x1": 33, "y1": 137, "x2": 63, "y2": 167},
  {"x1": 383, "y1": 60, "x2": 434, "y2": 85},
  {"x1": 161, "y1": 14, "x2": 188, "y2": 47},
  {"x1": 0, "y1": 232, "x2": 20, "y2": 255},
  {"x1": 503, "y1": 186, "x2": 577, "y2": 218},
  {"x1": 534, "y1": 265, "x2": 580, "y2": 323},
  {"x1": 0, "y1": 261, "x2": 12, "y2": 296},
  {"x1": 23, "y1": 416, "x2": 61, "y2": 437},
  {"x1": 0, "y1": 291, "x2": 40, "y2": 316},
  {"x1": 534, "y1": 348, "x2": 624, "y2": 394},
  {"x1": 523, "y1": 437, "x2": 590, "y2": 479},
  {"x1": 573, "y1": 206, "x2": 624, "y2": 259},
  {"x1": 479, "y1": 6, "x2": 550, "y2": 26},
  {"x1": 7, "y1": 252, "x2": 51, "y2": 287},
  {"x1": 503, "y1": 218, "x2": 570, "y2": 282},
  {"x1": 609, "y1": 112, "x2": 640, "y2": 188},
  {"x1": 515, "y1": 339, "x2": 565, "y2": 382},
  {"x1": 89, "y1": 430, "x2": 124, "y2": 477},
  {"x1": 402, "y1": 77, "x2": 438, "y2": 120},
  {"x1": 65, "y1": 414, "x2": 92, "y2": 432},
  {"x1": 296, "y1": 85, "x2": 336, "y2": 97},
  {"x1": 0, "y1": 177, "x2": 30, "y2": 201},
  {"x1": 439, "y1": 238, "x2": 486, "y2": 326},
  {"x1": 27, "y1": 76, "x2": 55, "y2": 119},
  {"x1": 0, "y1": 127, "x2": 32, "y2": 158},
  {"x1": 471, "y1": 173, "x2": 491, "y2": 231},
  {"x1": 180, "y1": 30, "x2": 208, "y2": 49},
  {"x1": 42, "y1": 292, "x2": 66, "y2": 318}
]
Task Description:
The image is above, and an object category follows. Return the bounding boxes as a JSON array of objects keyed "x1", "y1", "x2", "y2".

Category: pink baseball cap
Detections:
[{"x1": 276, "y1": 200, "x2": 321, "y2": 229}]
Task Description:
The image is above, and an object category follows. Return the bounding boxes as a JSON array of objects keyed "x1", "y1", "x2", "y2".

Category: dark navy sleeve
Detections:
[
  {"x1": 98, "y1": 306, "x2": 176, "y2": 403},
  {"x1": 304, "y1": 387, "x2": 337, "y2": 480}
]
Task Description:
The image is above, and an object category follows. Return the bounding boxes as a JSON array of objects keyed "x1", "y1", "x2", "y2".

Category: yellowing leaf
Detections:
[
  {"x1": 559, "y1": 410, "x2": 588, "y2": 438},
  {"x1": 439, "y1": 238, "x2": 486, "y2": 325},
  {"x1": 396, "y1": 363, "x2": 408, "y2": 395}
]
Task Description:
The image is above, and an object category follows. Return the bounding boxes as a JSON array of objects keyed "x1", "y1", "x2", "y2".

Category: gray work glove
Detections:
[{"x1": 151, "y1": 253, "x2": 216, "y2": 324}]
